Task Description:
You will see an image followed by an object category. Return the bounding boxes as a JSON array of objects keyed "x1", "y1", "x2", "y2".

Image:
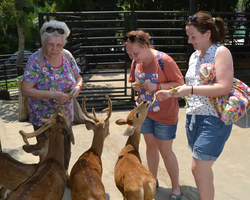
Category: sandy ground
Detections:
[{"x1": 0, "y1": 99, "x2": 250, "y2": 200}]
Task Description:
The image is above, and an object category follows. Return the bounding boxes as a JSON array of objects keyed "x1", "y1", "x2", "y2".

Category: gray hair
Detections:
[{"x1": 40, "y1": 20, "x2": 70, "y2": 46}]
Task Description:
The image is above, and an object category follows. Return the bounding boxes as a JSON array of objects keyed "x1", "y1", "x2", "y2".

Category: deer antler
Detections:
[
  {"x1": 103, "y1": 95, "x2": 112, "y2": 123},
  {"x1": 19, "y1": 119, "x2": 55, "y2": 145},
  {"x1": 82, "y1": 97, "x2": 99, "y2": 122}
]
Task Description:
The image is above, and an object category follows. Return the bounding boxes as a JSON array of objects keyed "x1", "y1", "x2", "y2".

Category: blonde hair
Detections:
[{"x1": 40, "y1": 20, "x2": 70, "y2": 46}]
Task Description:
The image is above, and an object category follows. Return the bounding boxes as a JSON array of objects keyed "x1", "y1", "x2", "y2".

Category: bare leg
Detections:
[
  {"x1": 143, "y1": 134, "x2": 159, "y2": 180},
  {"x1": 157, "y1": 139, "x2": 181, "y2": 195},
  {"x1": 192, "y1": 158, "x2": 215, "y2": 200}
]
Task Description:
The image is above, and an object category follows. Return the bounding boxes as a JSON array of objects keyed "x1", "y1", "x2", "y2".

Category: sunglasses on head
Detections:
[
  {"x1": 45, "y1": 27, "x2": 65, "y2": 35},
  {"x1": 124, "y1": 35, "x2": 142, "y2": 42},
  {"x1": 187, "y1": 15, "x2": 198, "y2": 22}
]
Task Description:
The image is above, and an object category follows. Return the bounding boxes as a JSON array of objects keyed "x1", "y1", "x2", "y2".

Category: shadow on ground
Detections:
[
  {"x1": 154, "y1": 185, "x2": 198, "y2": 200},
  {"x1": 0, "y1": 100, "x2": 19, "y2": 123},
  {"x1": 233, "y1": 111, "x2": 250, "y2": 128},
  {"x1": 62, "y1": 185, "x2": 198, "y2": 200},
  {"x1": 2, "y1": 148, "x2": 21, "y2": 159}
]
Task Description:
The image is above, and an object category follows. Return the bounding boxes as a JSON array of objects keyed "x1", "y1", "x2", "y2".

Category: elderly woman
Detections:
[{"x1": 22, "y1": 20, "x2": 83, "y2": 181}]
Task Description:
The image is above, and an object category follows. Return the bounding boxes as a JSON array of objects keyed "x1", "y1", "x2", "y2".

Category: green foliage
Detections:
[
  {"x1": 53, "y1": 0, "x2": 123, "y2": 11},
  {"x1": 196, "y1": 0, "x2": 238, "y2": 12},
  {"x1": 0, "y1": 0, "x2": 56, "y2": 54},
  {"x1": 117, "y1": 0, "x2": 189, "y2": 11}
]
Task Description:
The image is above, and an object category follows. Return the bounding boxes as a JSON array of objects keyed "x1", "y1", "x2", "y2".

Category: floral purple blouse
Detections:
[{"x1": 23, "y1": 49, "x2": 80, "y2": 126}]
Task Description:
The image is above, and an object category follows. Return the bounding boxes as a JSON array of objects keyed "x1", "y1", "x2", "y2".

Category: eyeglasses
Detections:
[
  {"x1": 187, "y1": 15, "x2": 198, "y2": 22},
  {"x1": 45, "y1": 27, "x2": 65, "y2": 35},
  {"x1": 124, "y1": 35, "x2": 143, "y2": 43}
]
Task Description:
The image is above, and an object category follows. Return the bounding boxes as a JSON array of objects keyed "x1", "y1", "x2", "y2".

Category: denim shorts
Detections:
[
  {"x1": 186, "y1": 115, "x2": 233, "y2": 161},
  {"x1": 141, "y1": 116, "x2": 177, "y2": 140}
]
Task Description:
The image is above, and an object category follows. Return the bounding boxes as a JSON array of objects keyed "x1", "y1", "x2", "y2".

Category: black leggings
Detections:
[{"x1": 33, "y1": 125, "x2": 71, "y2": 170}]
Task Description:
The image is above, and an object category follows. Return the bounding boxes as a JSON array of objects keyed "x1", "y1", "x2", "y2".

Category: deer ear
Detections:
[
  {"x1": 22, "y1": 144, "x2": 41, "y2": 155},
  {"x1": 123, "y1": 125, "x2": 135, "y2": 136},
  {"x1": 85, "y1": 120, "x2": 95, "y2": 130},
  {"x1": 115, "y1": 119, "x2": 127, "y2": 125}
]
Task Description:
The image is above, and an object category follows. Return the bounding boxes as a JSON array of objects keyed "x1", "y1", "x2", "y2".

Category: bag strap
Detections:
[
  {"x1": 38, "y1": 48, "x2": 72, "y2": 73},
  {"x1": 133, "y1": 51, "x2": 164, "y2": 71},
  {"x1": 157, "y1": 51, "x2": 164, "y2": 71}
]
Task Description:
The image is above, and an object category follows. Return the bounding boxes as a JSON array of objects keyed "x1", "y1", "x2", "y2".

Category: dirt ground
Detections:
[{"x1": 0, "y1": 99, "x2": 249, "y2": 200}]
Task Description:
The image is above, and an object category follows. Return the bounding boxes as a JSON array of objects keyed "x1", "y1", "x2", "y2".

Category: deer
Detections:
[
  {"x1": 69, "y1": 95, "x2": 112, "y2": 200},
  {"x1": 114, "y1": 100, "x2": 156, "y2": 200},
  {"x1": 0, "y1": 136, "x2": 49, "y2": 199},
  {"x1": 8, "y1": 106, "x2": 75, "y2": 200}
]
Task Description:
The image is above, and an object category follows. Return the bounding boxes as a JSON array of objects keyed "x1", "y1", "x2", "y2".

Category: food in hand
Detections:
[
  {"x1": 152, "y1": 94, "x2": 156, "y2": 104},
  {"x1": 183, "y1": 96, "x2": 190, "y2": 108},
  {"x1": 69, "y1": 90, "x2": 74, "y2": 97},
  {"x1": 136, "y1": 80, "x2": 145, "y2": 84},
  {"x1": 170, "y1": 87, "x2": 178, "y2": 92},
  {"x1": 169, "y1": 87, "x2": 190, "y2": 109}
]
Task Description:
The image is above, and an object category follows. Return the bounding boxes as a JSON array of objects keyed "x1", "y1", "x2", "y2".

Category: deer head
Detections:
[
  {"x1": 82, "y1": 95, "x2": 112, "y2": 140},
  {"x1": 19, "y1": 106, "x2": 75, "y2": 145},
  {"x1": 115, "y1": 100, "x2": 150, "y2": 136}
]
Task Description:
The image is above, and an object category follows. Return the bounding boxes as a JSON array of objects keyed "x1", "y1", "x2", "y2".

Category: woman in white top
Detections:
[{"x1": 156, "y1": 11, "x2": 234, "y2": 200}]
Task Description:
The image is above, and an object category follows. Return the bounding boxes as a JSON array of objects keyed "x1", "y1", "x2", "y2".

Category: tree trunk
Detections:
[
  {"x1": 16, "y1": 11, "x2": 25, "y2": 70},
  {"x1": 17, "y1": 81, "x2": 29, "y2": 122}
]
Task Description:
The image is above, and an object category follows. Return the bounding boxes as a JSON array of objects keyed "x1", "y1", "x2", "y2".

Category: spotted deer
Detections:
[
  {"x1": 69, "y1": 95, "x2": 112, "y2": 200},
  {"x1": 114, "y1": 100, "x2": 156, "y2": 200},
  {"x1": 0, "y1": 136, "x2": 49, "y2": 199},
  {"x1": 8, "y1": 106, "x2": 75, "y2": 200}
]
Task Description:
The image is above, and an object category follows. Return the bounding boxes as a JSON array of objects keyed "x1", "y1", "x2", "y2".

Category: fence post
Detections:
[
  {"x1": 129, "y1": 11, "x2": 138, "y2": 103},
  {"x1": 3, "y1": 63, "x2": 8, "y2": 91},
  {"x1": 38, "y1": 13, "x2": 44, "y2": 30},
  {"x1": 130, "y1": 11, "x2": 137, "y2": 31},
  {"x1": 190, "y1": 0, "x2": 197, "y2": 15},
  {"x1": 186, "y1": 0, "x2": 197, "y2": 71}
]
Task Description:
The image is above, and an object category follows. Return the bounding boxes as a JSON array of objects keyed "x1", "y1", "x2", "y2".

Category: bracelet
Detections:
[
  {"x1": 76, "y1": 84, "x2": 82, "y2": 91},
  {"x1": 157, "y1": 83, "x2": 161, "y2": 91},
  {"x1": 191, "y1": 85, "x2": 193, "y2": 95}
]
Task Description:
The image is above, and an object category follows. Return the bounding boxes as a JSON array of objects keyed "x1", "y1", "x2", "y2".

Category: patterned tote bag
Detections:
[{"x1": 199, "y1": 63, "x2": 250, "y2": 125}]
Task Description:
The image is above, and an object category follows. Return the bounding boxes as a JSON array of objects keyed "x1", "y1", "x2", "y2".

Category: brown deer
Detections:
[
  {"x1": 0, "y1": 136, "x2": 49, "y2": 199},
  {"x1": 69, "y1": 95, "x2": 112, "y2": 200},
  {"x1": 8, "y1": 106, "x2": 74, "y2": 200},
  {"x1": 114, "y1": 100, "x2": 156, "y2": 200}
]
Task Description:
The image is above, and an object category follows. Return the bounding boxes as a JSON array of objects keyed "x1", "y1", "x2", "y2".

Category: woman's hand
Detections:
[
  {"x1": 155, "y1": 85, "x2": 192, "y2": 101},
  {"x1": 155, "y1": 90, "x2": 172, "y2": 101},
  {"x1": 132, "y1": 82, "x2": 142, "y2": 92},
  {"x1": 142, "y1": 82, "x2": 157, "y2": 92},
  {"x1": 53, "y1": 91, "x2": 70, "y2": 104},
  {"x1": 170, "y1": 85, "x2": 192, "y2": 98},
  {"x1": 69, "y1": 85, "x2": 81, "y2": 98}
]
